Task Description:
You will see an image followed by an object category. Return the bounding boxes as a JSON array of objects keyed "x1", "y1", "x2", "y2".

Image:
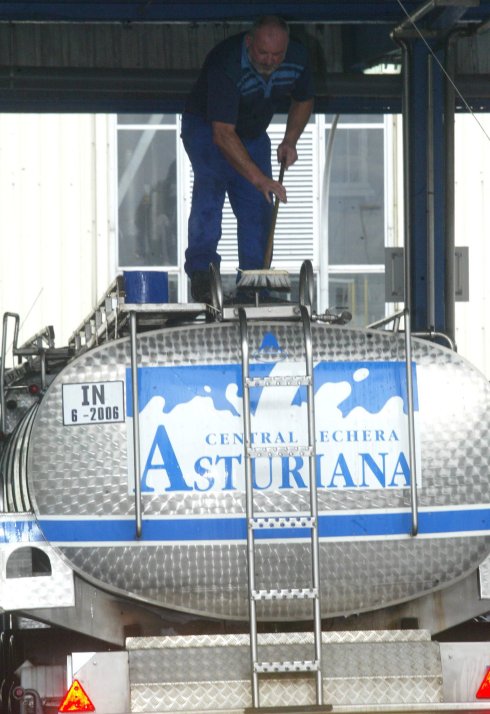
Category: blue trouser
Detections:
[{"x1": 181, "y1": 113, "x2": 273, "y2": 277}]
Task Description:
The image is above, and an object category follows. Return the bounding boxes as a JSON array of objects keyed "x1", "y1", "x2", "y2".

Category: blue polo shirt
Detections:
[{"x1": 184, "y1": 32, "x2": 314, "y2": 139}]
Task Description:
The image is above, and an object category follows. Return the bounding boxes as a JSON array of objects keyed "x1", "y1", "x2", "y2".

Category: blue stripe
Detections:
[
  {"x1": 0, "y1": 518, "x2": 46, "y2": 544},
  {"x1": 272, "y1": 68, "x2": 302, "y2": 80},
  {"x1": 39, "y1": 517, "x2": 247, "y2": 542},
  {"x1": 29, "y1": 508, "x2": 490, "y2": 544}
]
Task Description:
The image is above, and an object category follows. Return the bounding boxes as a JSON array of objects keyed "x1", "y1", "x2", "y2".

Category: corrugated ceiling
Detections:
[
  {"x1": 0, "y1": 1, "x2": 489, "y2": 112},
  {"x1": 0, "y1": 0, "x2": 489, "y2": 24}
]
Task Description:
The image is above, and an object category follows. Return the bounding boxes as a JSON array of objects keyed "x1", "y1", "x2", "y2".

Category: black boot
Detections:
[{"x1": 190, "y1": 270, "x2": 212, "y2": 303}]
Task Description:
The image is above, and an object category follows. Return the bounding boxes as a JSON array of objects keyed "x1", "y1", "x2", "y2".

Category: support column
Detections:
[{"x1": 401, "y1": 37, "x2": 451, "y2": 334}]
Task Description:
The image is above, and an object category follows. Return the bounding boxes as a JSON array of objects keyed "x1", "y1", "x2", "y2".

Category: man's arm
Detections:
[
  {"x1": 277, "y1": 98, "x2": 314, "y2": 169},
  {"x1": 212, "y1": 121, "x2": 287, "y2": 204}
]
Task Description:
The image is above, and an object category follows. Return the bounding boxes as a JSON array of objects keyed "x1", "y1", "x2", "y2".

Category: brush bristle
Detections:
[{"x1": 237, "y1": 269, "x2": 291, "y2": 291}]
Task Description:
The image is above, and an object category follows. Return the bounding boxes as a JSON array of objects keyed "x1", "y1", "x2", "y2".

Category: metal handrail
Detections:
[
  {"x1": 299, "y1": 259, "x2": 314, "y2": 308},
  {"x1": 300, "y1": 303, "x2": 323, "y2": 705},
  {"x1": 129, "y1": 311, "x2": 142, "y2": 538},
  {"x1": 13, "y1": 324, "x2": 55, "y2": 356},
  {"x1": 368, "y1": 308, "x2": 419, "y2": 536},
  {"x1": 239, "y1": 303, "x2": 324, "y2": 707},
  {"x1": 412, "y1": 329, "x2": 456, "y2": 351},
  {"x1": 367, "y1": 310, "x2": 405, "y2": 332},
  {"x1": 404, "y1": 308, "x2": 419, "y2": 537},
  {"x1": 68, "y1": 276, "x2": 123, "y2": 353},
  {"x1": 238, "y1": 307, "x2": 259, "y2": 706},
  {"x1": 210, "y1": 263, "x2": 223, "y2": 318},
  {"x1": 368, "y1": 311, "x2": 456, "y2": 352},
  {"x1": 1, "y1": 313, "x2": 20, "y2": 434}
]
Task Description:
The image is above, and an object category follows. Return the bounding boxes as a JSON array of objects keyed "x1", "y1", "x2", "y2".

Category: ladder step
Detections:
[
  {"x1": 254, "y1": 659, "x2": 320, "y2": 674},
  {"x1": 243, "y1": 704, "x2": 333, "y2": 714},
  {"x1": 245, "y1": 375, "x2": 311, "y2": 387},
  {"x1": 251, "y1": 515, "x2": 315, "y2": 530},
  {"x1": 247, "y1": 445, "x2": 313, "y2": 458},
  {"x1": 252, "y1": 588, "x2": 318, "y2": 601}
]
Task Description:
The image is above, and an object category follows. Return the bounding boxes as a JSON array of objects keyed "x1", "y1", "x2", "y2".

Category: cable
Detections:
[{"x1": 394, "y1": 0, "x2": 490, "y2": 144}]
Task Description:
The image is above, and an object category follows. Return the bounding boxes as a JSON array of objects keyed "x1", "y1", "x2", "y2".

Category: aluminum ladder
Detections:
[{"x1": 238, "y1": 303, "x2": 328, "y2": 713}]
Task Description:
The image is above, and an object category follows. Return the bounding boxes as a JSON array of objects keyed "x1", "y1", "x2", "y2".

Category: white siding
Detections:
[
  {"x1": 454, "y1": 113, "x2": 490, "y2": 378},
  {"x1": 2, "y1": 112, "x2": 490, "y2": 381},
  {"x1": 0, "y1": 114, "x2": 115, "y2": 353},
  {"x1": 387, "y1": 113, "x2": 490, "y2": 380}
]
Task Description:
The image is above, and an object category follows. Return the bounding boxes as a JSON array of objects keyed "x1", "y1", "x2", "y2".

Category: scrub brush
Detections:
[{"x1": 237, "y1": 160, "x2": 291, "y2": 292}]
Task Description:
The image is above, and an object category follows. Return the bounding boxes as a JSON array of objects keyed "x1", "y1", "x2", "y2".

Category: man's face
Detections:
[{"x1": 246, "y1": 27, "x2": 288, "y2": 77}]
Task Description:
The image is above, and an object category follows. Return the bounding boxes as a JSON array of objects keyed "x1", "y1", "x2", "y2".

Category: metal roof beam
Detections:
[
  {"x1": 392, "y1": 0, "x2": 479, "y2": 37},
  {"x1": 0, "y1": 1, "x2": 482, "y2": 24}
]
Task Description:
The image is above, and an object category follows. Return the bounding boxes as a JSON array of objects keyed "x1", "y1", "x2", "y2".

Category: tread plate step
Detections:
[
  {"x1": 254, "y1": 659, "x2": 320, "y2": 674},
  {"x1": 251, "y1": 515, "x2": 315, "y2": 529},
  {"x1": 252, "y1": 588, "x2": 318, "y2": 601}
]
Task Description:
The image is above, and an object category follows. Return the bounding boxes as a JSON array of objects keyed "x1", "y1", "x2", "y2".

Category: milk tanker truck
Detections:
[{"x1": 2, "y1": 263, "x2": 490, "y2": 714}]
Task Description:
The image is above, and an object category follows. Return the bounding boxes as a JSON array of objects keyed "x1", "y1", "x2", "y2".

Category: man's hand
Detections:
[
  {"x1": 276, "y1": 141, "x2": 298, "y2": 170},
  {"x1": 255, "y1": 176, "x2": 287, "y2": 204}
]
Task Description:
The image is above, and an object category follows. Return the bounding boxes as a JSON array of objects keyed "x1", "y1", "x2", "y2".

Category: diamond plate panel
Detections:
[
  {"x1": 126, "y1": 629, "x2": 430, "y2": 650},
  {"x1": 25, "y1": 322, "x2": 490, "y2": 619},
  {"x1": 130, "y1": 674, "x2": 442, "y2": 711},
  {"x1": 131, "y1": 681, "x2": 251, "y2": 713},
  {"x1": 324, "y1": 676, "x2": 443, "y2": 706},
  {"x1": 128, "y1": 636, "x2": 441, "y2": 685},
  {"x1": 127, "y1": 631, "x2": 443, "y2": 711},
  {"x1": 0, "y1": 543, "x2": 74, "y2": 610},
  {"x1": 479, "y1": 554, "x2": 490, "y2": 597}
]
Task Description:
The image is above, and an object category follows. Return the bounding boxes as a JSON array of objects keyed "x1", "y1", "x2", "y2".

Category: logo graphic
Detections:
[
  {"x1": 126, "y1": 349, "x2": 420, "y2": 495},
  {"x1": 252, "y1": 332, "x2": 287, "y2": 361}
]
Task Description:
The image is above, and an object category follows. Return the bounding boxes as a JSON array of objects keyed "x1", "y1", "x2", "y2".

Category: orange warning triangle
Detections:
[
  {"x1": 476, "y1": 667, "x2": 490, "y2": 699},
  {"x1": 58, "y1": 679, "x2": 95, "y2": 712}
]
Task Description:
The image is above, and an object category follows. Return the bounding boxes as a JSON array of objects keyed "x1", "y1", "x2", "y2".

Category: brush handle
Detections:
[{"x1": 263, "y1": 160, "x2": 286, "y2": 269}]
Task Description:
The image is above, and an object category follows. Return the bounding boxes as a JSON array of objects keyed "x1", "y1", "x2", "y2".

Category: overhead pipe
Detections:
[
  {"x1": 389, "y1": 35, "x2": 413, "y2": 315},
  {"x1": 444, "y1": 34, "x2": 457, "y2": 346},
  {"x1": 427, "y1": 53, "x2": 436, "y2": 330},
  {"x1": 319, "y1": 114, "x2": 339, "y2": 312}
]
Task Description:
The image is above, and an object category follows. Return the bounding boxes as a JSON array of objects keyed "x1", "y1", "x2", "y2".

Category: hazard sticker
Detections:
[
  {"x1": 58, "y1": 678, "x2": 95, "y2": 712},
  {"x1": 477, "y1": 666, "x2": 490, "y2": 699},
  {"x1": 62, "y1": 381, "x2": 125, "y2": 425}
]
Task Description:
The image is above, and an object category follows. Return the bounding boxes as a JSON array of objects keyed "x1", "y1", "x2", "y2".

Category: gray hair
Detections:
[{"x1": 249, "y1": 15, "x2": 289, "y2": 38}]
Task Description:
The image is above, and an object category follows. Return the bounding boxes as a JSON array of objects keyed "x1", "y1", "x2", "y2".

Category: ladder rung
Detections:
[
  {"x1": 244, "y1": 707, "x2": 332, "y2": 713},
  {"x1": 247, "y1": 445, "x2": 313, "y2": 458},
  {"x1": 252, "y1": 588, "x2": 318, "y2": 601},
  {"x1": 245, "y1": 375, "x2": 311, "y2": 387},
  {"x1": 251, "y1": 515, "x2": 315, "y2": 529},
  {"x1": 254, "y1": 660, "x2": 320, "y2": 674}
]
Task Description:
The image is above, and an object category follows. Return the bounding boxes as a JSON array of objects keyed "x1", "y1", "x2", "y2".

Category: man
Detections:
[{"x1": 181, "y1": 15, "x2": 315, "y2": 302}]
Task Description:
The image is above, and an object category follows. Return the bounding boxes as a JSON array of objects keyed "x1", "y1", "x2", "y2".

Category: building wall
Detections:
[
  {"x1": 0, "y1": 112, "x2": 489, "y2": 379},
  {"x1": 454, "y1": 114, "x2": 490, "y2": 378},
  {"x1": 0, "y1": 114, "x2": 115, "y2": 354}
]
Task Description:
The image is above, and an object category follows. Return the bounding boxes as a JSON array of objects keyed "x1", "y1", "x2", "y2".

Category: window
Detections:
[
  {"x1": 325, "y1": 116, "x2": 388, "y2": 325},
  {"x1": 116, "y1": 113, "x2": 397, "y2": 321},
  {"x1": 117, "y1": 114, "x2": 181, "y2": 300},
  {"x1": 328, "y1": 272, "x2": 387, "y2": 328},
  {"x1": 328, "y1": 125, "x2": 385, "y2": 264}
]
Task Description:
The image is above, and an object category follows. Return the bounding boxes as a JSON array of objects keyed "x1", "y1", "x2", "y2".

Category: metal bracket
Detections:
[{"x1": 384, "y1": 246, "x2": 469, "y2": 302}]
